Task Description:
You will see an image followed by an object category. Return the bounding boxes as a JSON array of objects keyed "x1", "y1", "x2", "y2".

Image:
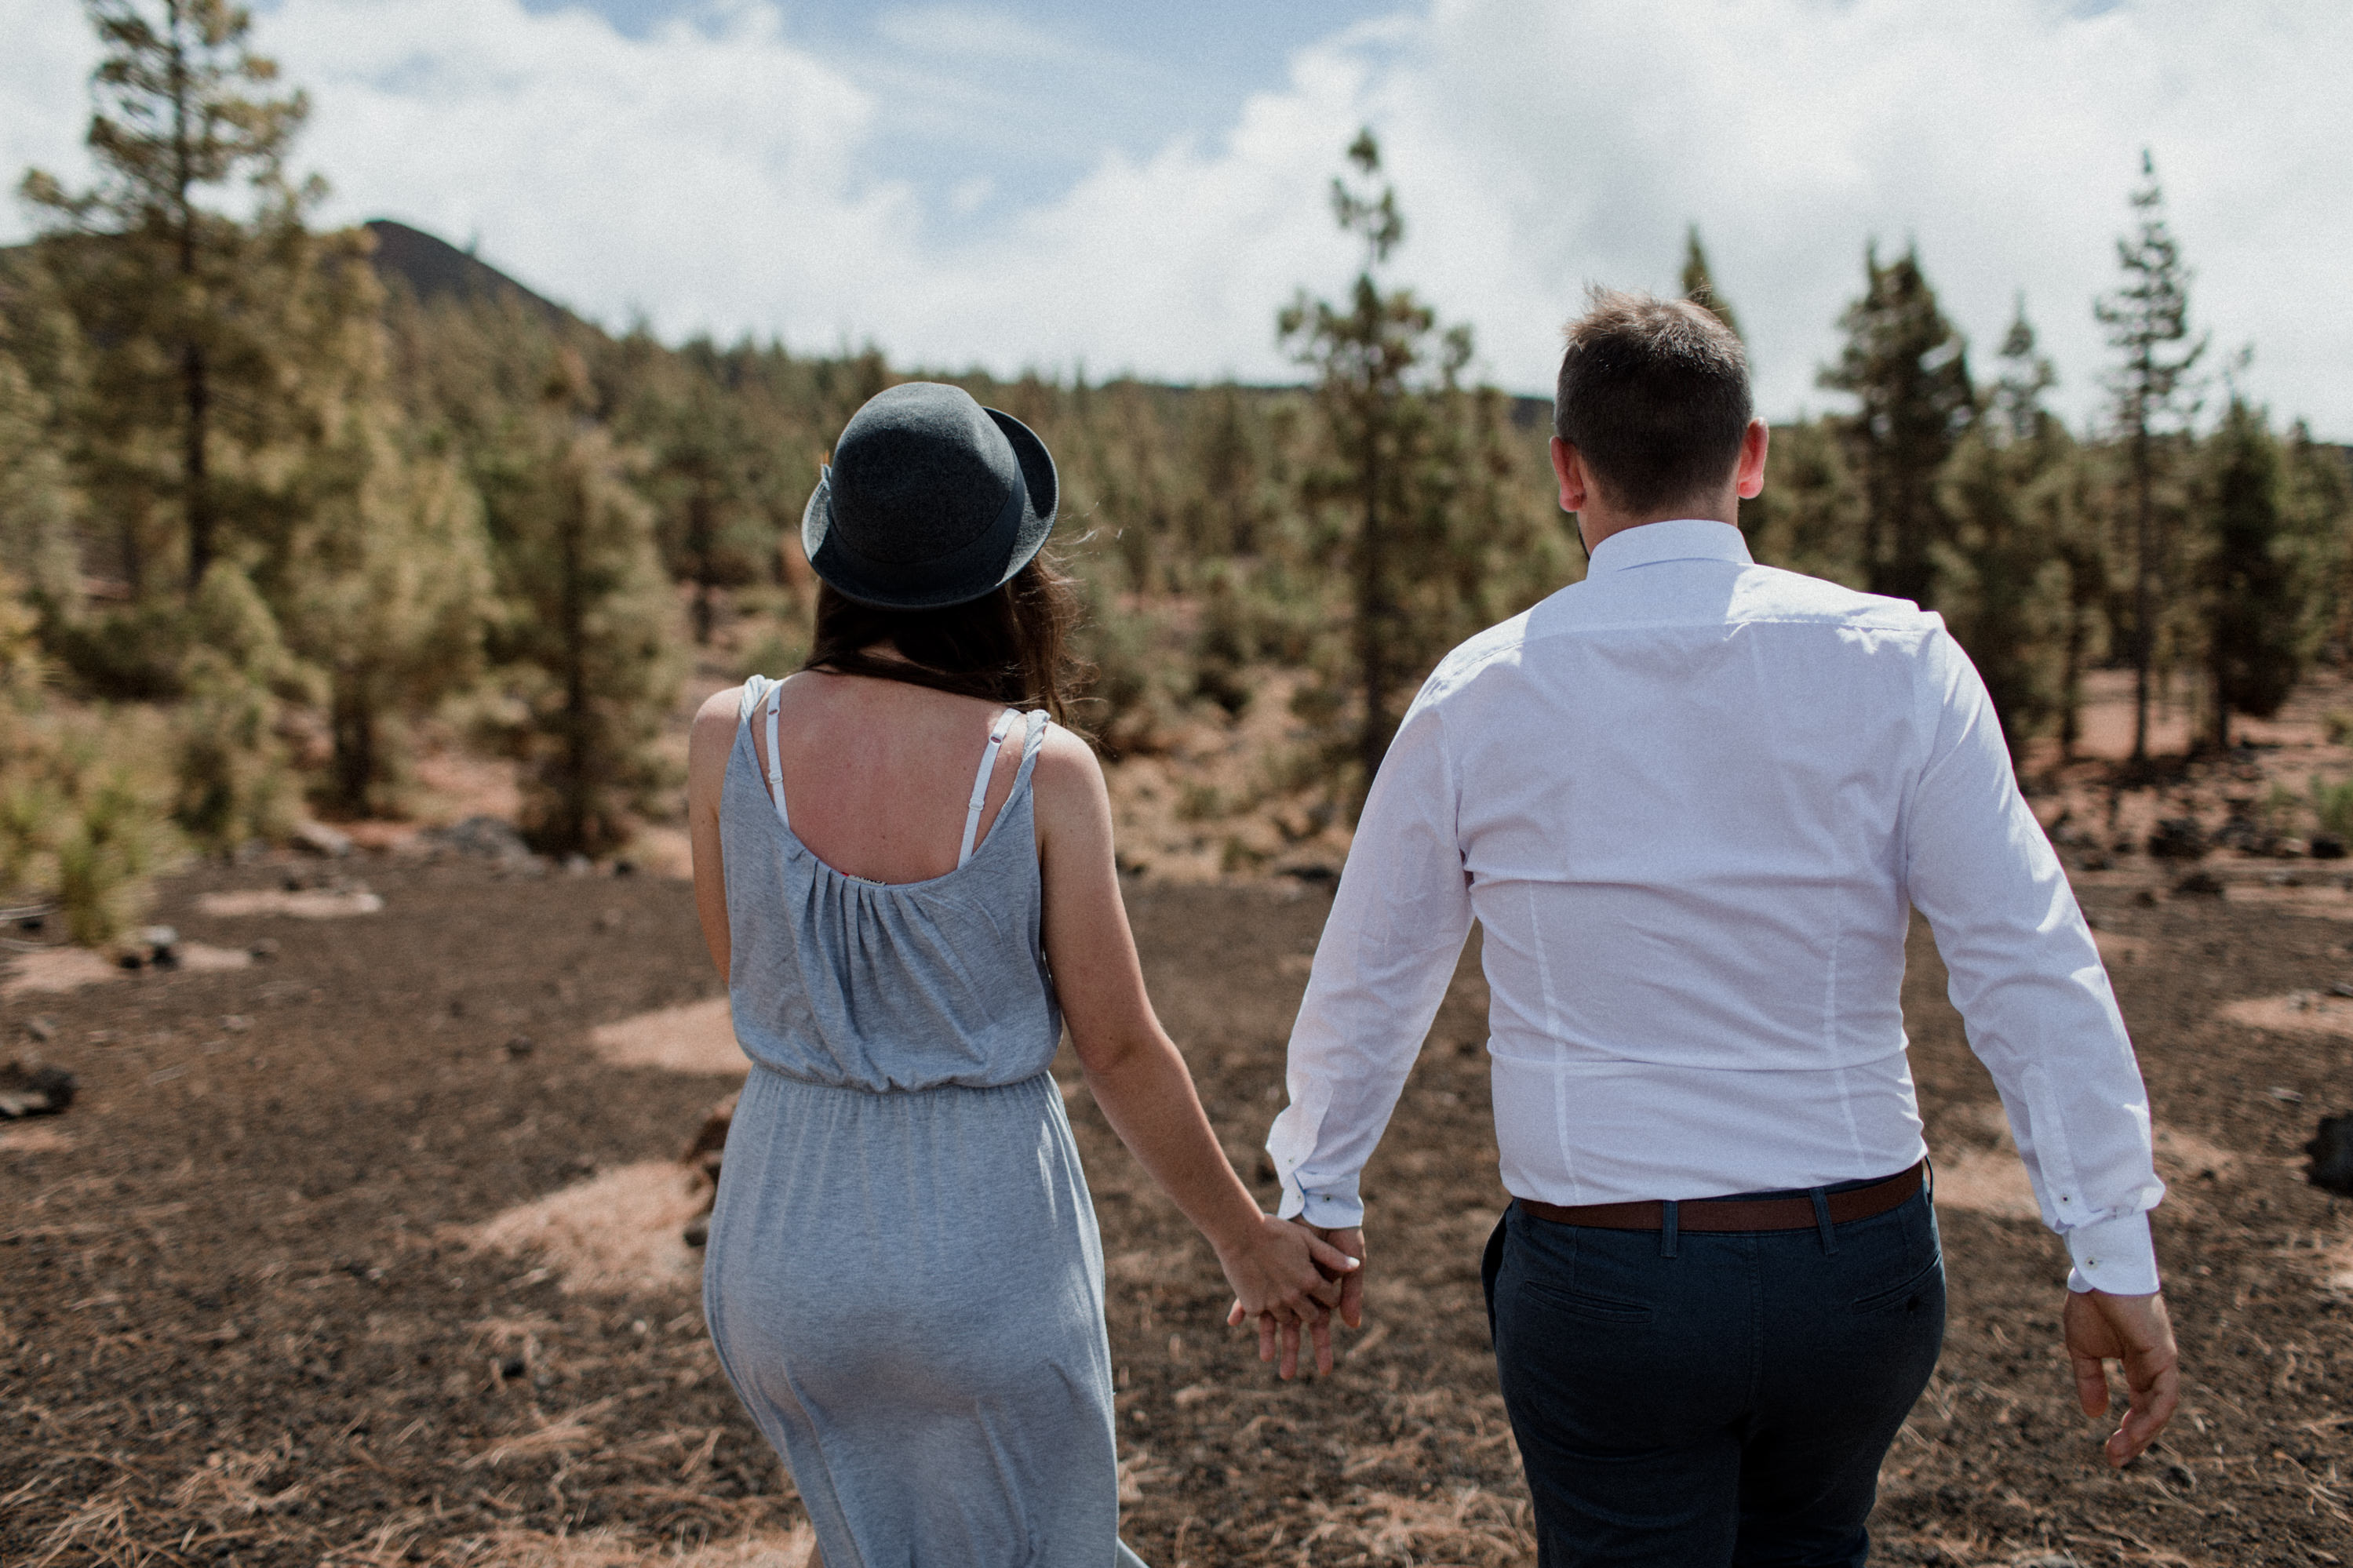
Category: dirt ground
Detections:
[{"x1": 9, "y1": 670, "x2": 2353, "y2": 1564}]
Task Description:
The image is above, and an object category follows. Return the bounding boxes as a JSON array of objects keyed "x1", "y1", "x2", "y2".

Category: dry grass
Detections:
[
  {"x1": 419, "y1": 1525, "x2": 816, "y2": 1568},
  {"x1": 588, "y1": 999, "x2": 743, "y2": 1077},
  {"x1": 461, "y1": 1160, "x2": 707, "y2": 1297}
]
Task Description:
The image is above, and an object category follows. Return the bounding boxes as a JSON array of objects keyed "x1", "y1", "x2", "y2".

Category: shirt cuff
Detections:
[
  {"x1": 2063, "y1": 1212, "x2": 2159, "y2": 1296},
  {"x1": 1278, "y1": 1183, "x2": 1365, "y2": 1230}
]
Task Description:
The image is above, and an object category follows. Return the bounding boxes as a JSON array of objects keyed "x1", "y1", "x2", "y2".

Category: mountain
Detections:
[{"x1": 362, "y1": 219, "x2": 577, "y2": 326}]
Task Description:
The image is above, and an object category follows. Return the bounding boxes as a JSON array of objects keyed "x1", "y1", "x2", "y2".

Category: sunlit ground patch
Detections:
[
  {"x1": 589, "y1": 997, "x2": 743, "y2": 1075},
  {"x1": 2218, "y1": 990, "x2": 2353, "y2": 1037},
  {"x1": 1932, "y1": 1102, "x2": 2241, "y2": 1224},
  {"x1": 0, "y1": 1121, "x2": 73, "y2": 1153},
  {"x1": 194, "y1": 888, "x2": 386, "y2": 919},
  {"x1": 2224, "y1": 880, "x2": 2353, "y2": 919},
  {"x1": 462, "y1": 1159, "x2": 706, "y2": 1297},
  {"x1": 2, "y1": 940, "x2": 251, "y2": 995},
  {"x1": 2091, "y1": 929, "x2": 2155, "y2": 966}
]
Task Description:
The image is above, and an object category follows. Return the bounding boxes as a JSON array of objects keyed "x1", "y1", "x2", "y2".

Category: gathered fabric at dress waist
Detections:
[{"x1": 739, "y1": 1046, "x2": 1061, "y2": 1097}]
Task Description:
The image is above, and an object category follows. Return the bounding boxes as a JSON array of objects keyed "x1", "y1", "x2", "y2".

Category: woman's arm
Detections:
[
  {"x1": 687, "y1": 686, "x2": 744, "y2": 980},
  {"x1": 1033, "y1": 728, "x2": 1357, "y2": 1377}
]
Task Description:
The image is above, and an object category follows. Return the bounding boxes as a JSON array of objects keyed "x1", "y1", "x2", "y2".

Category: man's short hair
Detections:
[{"x1": 1553, "y1": 289, "x2": 1751, "y2": 516}]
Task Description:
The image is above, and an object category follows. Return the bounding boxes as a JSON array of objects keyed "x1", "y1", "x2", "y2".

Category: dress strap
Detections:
[
  {"x1": 736, "y1": 674, "x2": 771, "y2": 724},
  {"x1": 957, "y1": 709, "x2": 1019, "y2": 868},
  {"x1": 762, "y1": 678, "x2": 790, "y2": 831},
  {"x1": 1011, "y1": 709, "x2": 1051, "y2": 787}
]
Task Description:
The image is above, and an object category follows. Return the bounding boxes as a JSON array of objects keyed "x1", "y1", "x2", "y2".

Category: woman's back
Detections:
[
  {"x1": 752, "y1": 671, "x2": 1029, "y2": 885},
  {"x1": 719, "y1": 671, "x2": 1062, "y2": 1093}
]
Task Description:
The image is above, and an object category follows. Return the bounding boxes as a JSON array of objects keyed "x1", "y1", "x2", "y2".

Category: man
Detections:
[{"x1": 1267, "y1": 290, "x2": 2179, "y2": 1564}]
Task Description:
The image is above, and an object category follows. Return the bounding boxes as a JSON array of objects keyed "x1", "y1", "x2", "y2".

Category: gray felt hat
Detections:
[{"x1": 800, "y1": 381, "x2": 1058, "y2": 610}]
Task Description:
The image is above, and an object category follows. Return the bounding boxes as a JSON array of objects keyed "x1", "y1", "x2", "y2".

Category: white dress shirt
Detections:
[{"x1": 1269, "y1": 518, "x2": 2163, "y2": 1295}]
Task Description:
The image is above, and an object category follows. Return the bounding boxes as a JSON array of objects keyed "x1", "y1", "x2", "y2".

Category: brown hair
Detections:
[
  {"x1": 799, "y1": 548, "x2": 1085, "y2": 725},
  {"x1": 1553, "y1": 289, "x2": 1751, "y2": 515}
]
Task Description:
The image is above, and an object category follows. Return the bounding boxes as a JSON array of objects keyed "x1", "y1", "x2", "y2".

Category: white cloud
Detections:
[{"x1": 5, "y1": 0, "x2": 2350, "y2": 436}]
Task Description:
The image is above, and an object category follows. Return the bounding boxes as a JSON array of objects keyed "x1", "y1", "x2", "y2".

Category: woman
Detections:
[{"x1": 687, "y1": 382, "x2": 1353, "y2": 1568}]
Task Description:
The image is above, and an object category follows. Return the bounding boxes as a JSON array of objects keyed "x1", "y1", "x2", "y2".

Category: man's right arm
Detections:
[{"x1": 1268, "y1": 695, "x2": 1475, "y2": 1297}]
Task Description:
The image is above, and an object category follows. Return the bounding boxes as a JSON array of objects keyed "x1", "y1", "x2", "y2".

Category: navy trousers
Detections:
[{"x1": 1483, "y1": 1182, "x2": 1945, "y2": 1566}]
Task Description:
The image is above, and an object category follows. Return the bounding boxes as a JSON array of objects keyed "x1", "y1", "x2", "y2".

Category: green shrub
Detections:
[{"x1": 2311, "y1": 774, "x2": 2353, "y2": 842}]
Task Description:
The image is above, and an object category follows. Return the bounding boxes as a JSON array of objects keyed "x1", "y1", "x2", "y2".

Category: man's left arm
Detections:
[
  {"x1": 1903, "y1": 628, "x2": 2177, "y2": 1462},
  {"x1": 1903, "y1": 631, "x2": 2165, "y2": 1290},
  {"x1": 1267, "y1": 696, "x2": 1475, "y2": 1332}
]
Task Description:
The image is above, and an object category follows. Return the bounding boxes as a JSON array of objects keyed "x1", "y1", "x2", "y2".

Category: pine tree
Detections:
[
  {"x1": 2039, "y1": 444, "x2": 2112, "y2": 762},
  {"x1": 482, "y1": 352, "x2": 682, "y2": 858},
  {"x1": 1819, "y1": 243, "x2": 1975, "y2": 607},
  {"x1": 20, "y1": 0, "x2": 341, "y2": 598},
  {"x1": 279, "y1": 409, "x2": 493, "y2": 815},
  {"x1": 1279, "y1": 129, "x2": 1448, "y2": 804},
  {"x1": 2283, "y1": 427, "x2": 2353, "y2": 664},
  {"x1": 627, "y1": 338, "x2": 768, "y2": 646},
  {"x1": 1680, "y1": 226, "x2": 1743, "y2": 342},
  {"x1": 1739, "y1": 418, "x2": 1864, "y2": 587},
  {"x1": 2095, "y1": 150, "x2": 2206, "y2": 764},
  {"x1": 1186, "y1": 381, "x2": 1273, "y2": 558},
  {"x1": 2199, "y1": 395, "x2": 2307, "y2": 749},
  {"x1": 1936, "y1": 303, "x2": 2068, "y2": 760},
  {"x1": 0, "y1": 343, "x2": 81, "y2": 612}
]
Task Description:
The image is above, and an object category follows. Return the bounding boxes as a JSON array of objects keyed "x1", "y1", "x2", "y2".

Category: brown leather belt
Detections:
[{"x1": 1517, "y1": 1161, "x2": 1925, "y2": 1233}]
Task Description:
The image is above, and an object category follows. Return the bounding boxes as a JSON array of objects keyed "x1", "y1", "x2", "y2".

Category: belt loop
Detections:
[
  {"x1": 1811, "y1": 1188, "x2": 1837, "y2": 1254},
  {"x1": 1661, "y1": 1199, "x2": 1679, "y2": 1259}
]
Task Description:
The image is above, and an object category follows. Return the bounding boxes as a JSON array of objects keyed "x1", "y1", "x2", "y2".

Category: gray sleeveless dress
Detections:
[{"x1": 703, "y1": 676, "x2": 1148, "y2": 1568}]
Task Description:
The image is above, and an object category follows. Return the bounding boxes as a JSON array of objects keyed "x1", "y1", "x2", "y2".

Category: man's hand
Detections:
[
  {"x1": 1308, "y1": 1224, "x2": 1365, "y2": 1333},
  {"x1": 2063, "y1": 1287, "x2": 2180, "y2": 1467},
  {"x1": 1216, "y1": 1216, "x2": 1357, "y2": 1379}
]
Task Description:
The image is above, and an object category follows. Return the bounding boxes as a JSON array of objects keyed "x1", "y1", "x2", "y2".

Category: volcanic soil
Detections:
[{"x1": 5, "y1": 835, "x2": 2353, "y2": 1565}]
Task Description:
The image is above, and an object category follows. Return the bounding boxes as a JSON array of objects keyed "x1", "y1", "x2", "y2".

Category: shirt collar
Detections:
[{"x1": 1585, "y1": 518, "x2": 1754, "y2": 576}]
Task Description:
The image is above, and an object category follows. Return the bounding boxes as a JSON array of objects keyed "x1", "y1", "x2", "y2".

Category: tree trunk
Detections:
[
  {"x1": 689, "y1": 486, "x2": 715, "y2": 645},
  {"x1": 2130, "y1": 425, "x2": 2154, "y2": 764},
  {"x1": 2059, "y1": 594, "x2": 2086, "y2": 762},
  {"x1": 168, "y1": 0, "x2": 213, "y2": 597},
  {"x1": 331, "y1": 672, "x2": 376, "y2": 815},
  {"x1": 184, "y1": 341, "x2": 213, "y2": 591},
  {"x1": 1356, "y1": 406, "x2": 1388, "y2": 806},
  {"x1": 560, "y1": 466, "x2": 592, "y2": 855}
]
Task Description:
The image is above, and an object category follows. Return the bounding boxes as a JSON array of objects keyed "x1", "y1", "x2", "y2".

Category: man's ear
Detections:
[
  {"x1": 1550, "y1": 435, "x2": 1586, "y2": 513},
  {"x1": 1735, "y1": 418, "x2": 1769, "y2": 501}
]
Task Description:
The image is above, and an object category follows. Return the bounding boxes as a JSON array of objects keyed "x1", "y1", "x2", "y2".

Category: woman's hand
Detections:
[{"x1": 1217, "y1": 1215, "x2": 1360, "y2": 1379}]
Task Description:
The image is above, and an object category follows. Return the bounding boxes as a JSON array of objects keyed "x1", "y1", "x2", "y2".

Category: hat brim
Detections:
[{"x1": 801, "y1": 408, "x2": 1058, "y2": 611}]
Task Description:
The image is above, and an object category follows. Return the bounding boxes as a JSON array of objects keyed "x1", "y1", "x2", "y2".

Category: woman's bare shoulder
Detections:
[
  {"x1": 689, "y1": 687, "x2": 747, "y2": 790},
  {"x1": 1030, "y1": 723, "x2": 1108, "y2": 820},
  {"x1": 693, "y1": 685, "x2": 746, "y2": 741}
]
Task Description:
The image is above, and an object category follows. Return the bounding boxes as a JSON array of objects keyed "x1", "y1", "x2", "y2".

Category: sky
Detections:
[{"x1": 5, "y1": 0, "x2": 2351, "y2": 438}]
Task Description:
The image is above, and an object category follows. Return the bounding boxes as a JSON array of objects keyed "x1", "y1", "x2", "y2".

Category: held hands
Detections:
[
  {"x1": 1215, "y1": 1216, "x2": 1360, "y2": 1379},
  {"x1": 2063, "y1": 1287, "x2": 2180, "y2": 1467}
]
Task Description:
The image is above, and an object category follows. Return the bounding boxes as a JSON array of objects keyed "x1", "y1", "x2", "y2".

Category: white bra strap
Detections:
[
  {"x1": 763, "y1": 679, "x2": 789, "y2": 831},
  {"x1": 958, "y1": 709, "x2": 1018, "y2": 868}
]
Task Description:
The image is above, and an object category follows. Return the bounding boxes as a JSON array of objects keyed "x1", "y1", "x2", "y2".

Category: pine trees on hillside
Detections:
[
  {"x1": 1280, "y1": 129, "x2": 1566, "y2": 813},
  {"x1": 1680, "y1": 226, "x2": 1744, "y2": 343},
  {"x1": 2096, "y1": 151, "x2": 2207, "y2": 765},
  {"x1": 482, "y1": 354, "x2": 682, "y2": 858},
  {"x1": 19, "y1": 0, "x2": 366, "y2": 602},
  {"x1": 1938, "y1": 304, "x2": 2069, "y2": 759},
  {"x1": 2198, "y1": 395, "x2": 2308, "y2": 749},
  {"x1": 1819, "y1": 242, "x2": 1976, "y2": 609}
]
